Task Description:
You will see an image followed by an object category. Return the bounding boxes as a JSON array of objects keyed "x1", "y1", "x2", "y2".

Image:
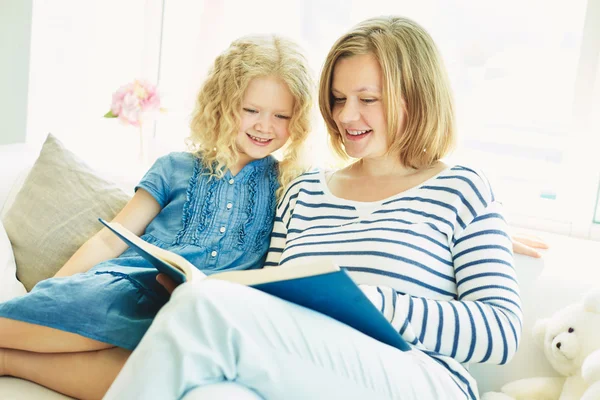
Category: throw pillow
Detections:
[
  {"x1": 3, "y1": 134, "x2": 131, "y2": 291},
  {"x1": 0, "y1": 220, "x2": 26, "y2": 302}
]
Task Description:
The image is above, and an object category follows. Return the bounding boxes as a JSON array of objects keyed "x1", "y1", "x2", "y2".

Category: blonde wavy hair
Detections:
[
  {"x1": 188, "y1": 35, "x2": 314, "y2": 198},
  {"x1": 319, "y1": 16, "x2": 456, "y2": 168}
]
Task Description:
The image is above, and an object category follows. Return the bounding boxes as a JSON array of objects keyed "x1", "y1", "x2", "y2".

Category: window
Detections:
[
  {"x1": 443, "y1": 0, "x2": 600, "y2": 239},
  {"x1": 595, "y1": 187, "x2": 600, "y2": 223},
  {"x1": 28, "y1": 0, "x2": 600, "y2": 239},
  {"x1": 155, "y1": 0, "x2": 600, "y2": 239}
]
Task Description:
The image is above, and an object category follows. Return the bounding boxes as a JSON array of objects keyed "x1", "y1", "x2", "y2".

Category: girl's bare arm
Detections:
[{"x1": 54, "y1": 189, "x2": 162, "y2": 278}]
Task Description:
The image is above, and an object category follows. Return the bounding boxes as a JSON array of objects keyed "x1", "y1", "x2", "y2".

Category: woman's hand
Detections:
[
  {"x1": 156, "y1": 273, "x2": 180, "y2": 294},
  {"x1": 511, "y1": 234, "x2": 549, "y2": 258}
]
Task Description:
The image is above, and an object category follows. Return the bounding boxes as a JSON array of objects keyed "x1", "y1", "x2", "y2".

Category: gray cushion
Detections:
[{"x1": 3, "y1": 134, "x2": 131, "y2": 290}]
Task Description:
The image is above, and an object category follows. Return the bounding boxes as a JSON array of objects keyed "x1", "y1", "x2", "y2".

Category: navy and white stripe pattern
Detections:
[{"x1": 265, "y1": 166, "x2": 522, "y2": 399}]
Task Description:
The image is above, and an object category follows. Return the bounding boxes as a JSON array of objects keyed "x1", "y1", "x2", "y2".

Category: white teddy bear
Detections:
[{"x1": 482, "y1": 290, "x2": 600, "y2": 400}]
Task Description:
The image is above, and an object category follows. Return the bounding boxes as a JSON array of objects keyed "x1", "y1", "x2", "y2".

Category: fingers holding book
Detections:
[{"x1": 156, "y1": 273, "x2": 179, "y2": 294}]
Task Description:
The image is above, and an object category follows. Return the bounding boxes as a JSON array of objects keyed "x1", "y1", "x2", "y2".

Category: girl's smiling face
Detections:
[{"x1": 235, "y1": 76, "x2": 294, "y2": 167}]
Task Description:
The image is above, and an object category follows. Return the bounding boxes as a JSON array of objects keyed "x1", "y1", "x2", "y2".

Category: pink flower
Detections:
[{"x1": 107, "y1": 80, "x2": 161, "y2": 127}]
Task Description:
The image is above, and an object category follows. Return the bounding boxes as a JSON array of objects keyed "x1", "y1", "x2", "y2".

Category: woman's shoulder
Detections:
[
  {"x1": 437, "y1": 163, "x2": 496, "y2": 205},
  {"x1": 292, "y1": 168, "x2": 324, "y2": 187},
  {"x1": 278, "y1": 169, "x2": 324, "y2": 201}
]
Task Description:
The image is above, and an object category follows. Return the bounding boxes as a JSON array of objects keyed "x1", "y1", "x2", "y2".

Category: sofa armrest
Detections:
[
  {"x1": 0, "y1": 377, "x2": 72, "y2": 399},
  {"x1": 471, "y1": 233, "x2": 600, "y2": 392}
]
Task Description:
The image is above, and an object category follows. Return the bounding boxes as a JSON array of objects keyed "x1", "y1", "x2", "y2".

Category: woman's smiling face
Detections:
[{"x1": 331, "y1": 53, "x2": 402, "y2": 160}]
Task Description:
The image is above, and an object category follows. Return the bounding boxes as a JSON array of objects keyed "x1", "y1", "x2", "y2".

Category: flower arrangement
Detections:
[{"x1": 104, "y1": 80, "x2": 163, "y2": 162}]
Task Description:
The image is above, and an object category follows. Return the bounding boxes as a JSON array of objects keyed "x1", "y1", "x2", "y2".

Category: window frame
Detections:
[{"x1": 506, "y1": 0, "x2": 600, "y2": 240}]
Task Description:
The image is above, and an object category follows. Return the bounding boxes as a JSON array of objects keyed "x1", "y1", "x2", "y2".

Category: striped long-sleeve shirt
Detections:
[{"x1": 264, "y1": 165, "x2": 522, "y2": 399}]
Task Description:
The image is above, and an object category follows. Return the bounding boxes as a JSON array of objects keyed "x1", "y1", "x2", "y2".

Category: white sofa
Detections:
[{"x1": 0, "y1": 142, "x2": 599, "y2": 399}]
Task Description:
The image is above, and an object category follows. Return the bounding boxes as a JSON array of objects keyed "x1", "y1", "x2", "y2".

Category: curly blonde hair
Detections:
[
  {"x1": 188, "y1": 35, "x2": 314, "y2": 198},
  {"x1": 319, "y1": 16, "x2": 456, "y2": 168}
]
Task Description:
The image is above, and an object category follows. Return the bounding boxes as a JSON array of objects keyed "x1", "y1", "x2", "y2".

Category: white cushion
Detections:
[
  {"x1": 0, "y1": 169, "x2": 29, "y2": 221},
  {"x1": 0, "y1": 143, "x2": 37, "y2": 214},
  {"x1": 0, "y1": 220, "x2": 26, "y2": 302}
]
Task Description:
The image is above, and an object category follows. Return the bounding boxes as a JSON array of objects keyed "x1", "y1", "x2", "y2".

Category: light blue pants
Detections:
[{"x1": 104, "y1": 280, "x2": 469, "y2": 400}]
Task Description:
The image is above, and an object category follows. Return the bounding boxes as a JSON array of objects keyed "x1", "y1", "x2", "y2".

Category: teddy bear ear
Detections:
[
  {"x1": 532, "y1": 318, "x2": 549, "y2": 347},
  {"x1": 583, "y1": 290, "x2": 600, "y2": 313}
]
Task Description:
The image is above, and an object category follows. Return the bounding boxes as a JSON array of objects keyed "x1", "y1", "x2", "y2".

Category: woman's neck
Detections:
[
  {"x1": 346, "y1": 155, "x2": 417, "y2": 179},
  {"x1": 327, "y1": 155, "x2": 447, "y2": 203}
]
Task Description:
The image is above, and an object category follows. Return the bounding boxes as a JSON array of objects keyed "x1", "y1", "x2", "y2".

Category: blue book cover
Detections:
[{"x1": 251, "y1": 269, "x2": 411, "y2": 352}]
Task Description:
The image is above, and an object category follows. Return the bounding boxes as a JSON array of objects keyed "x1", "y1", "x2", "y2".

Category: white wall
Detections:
[{"x1": 0, "y1": 0, "x2": 33, "y2": 145}]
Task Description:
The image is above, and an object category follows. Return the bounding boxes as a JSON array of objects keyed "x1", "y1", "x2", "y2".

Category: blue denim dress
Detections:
[{"x1": 0, "y1": 152, "x2": 279, "y2": 350}]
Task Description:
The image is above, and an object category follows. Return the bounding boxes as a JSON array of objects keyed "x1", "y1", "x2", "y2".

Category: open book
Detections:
[
  {"x1": 99, "y1": 218, "x2": 204, "y2": 283},
  {"x1": 99, "y1": 218, "x2": 411, "y2": 352}
]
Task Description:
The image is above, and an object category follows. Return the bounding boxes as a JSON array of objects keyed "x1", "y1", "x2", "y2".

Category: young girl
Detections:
[{"x1": 0, "y1": 34, "x2": 314, "y2": 399}]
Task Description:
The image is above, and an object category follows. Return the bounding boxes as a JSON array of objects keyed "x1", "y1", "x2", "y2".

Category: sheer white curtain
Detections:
[{"x1": 26, "y1": 0, "x2": 162, "y2": 182}]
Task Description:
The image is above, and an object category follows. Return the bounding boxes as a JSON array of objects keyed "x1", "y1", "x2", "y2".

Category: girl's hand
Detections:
[
  {"x1": 511, "y1": 234, "x2": 549, "y2": 258},
  {"x1": 156, "y1": 273, "x2": 179, "y2": 294}
]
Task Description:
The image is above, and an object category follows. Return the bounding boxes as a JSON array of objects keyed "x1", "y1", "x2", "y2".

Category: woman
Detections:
[{"x1": 104, "y1": 16, "x2": 522, "y2": 399}]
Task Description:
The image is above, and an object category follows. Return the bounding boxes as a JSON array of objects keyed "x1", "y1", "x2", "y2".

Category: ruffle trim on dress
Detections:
[
  {"x1": 195, "y1": 176, "x2": 218, "y2": 243},
  {"x1": 175, "y1": 156, "x2": 201, "y2": 245},
  {"x1": 236, "y1": 167, "x2": 259, "y2": 248},
  {"x1": 253, "y1": 165, "x2": 279, "y2": 252}
]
